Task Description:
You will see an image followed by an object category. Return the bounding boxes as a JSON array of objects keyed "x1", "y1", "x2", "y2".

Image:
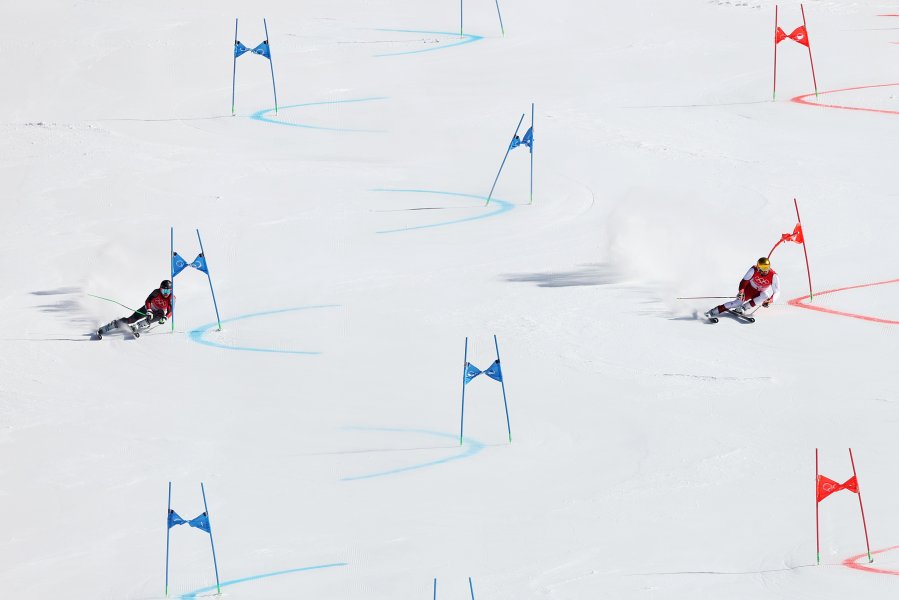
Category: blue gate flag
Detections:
[
  {"x1": 485, "y1": 360, "x2": 503, "y2": 382},
  {"x1": 172, "y1": 252, "x2": 190, "y2": 277},
  {"x1": 251, "y1": 41, "x2": 271, "y2": 59},
  {"x1": 521, "y1": 127, "x2": 533, "y2": 152},
  {"x1": 173, "y1": 251, "x2": 210, "y2": 276},
  {"x1": 168, "y1": 510, "x2": 187, "y2": 528},
  {"x1": 465, "y1": 360, "x2": 503, "y2": 383},
  {"x1": 188, "y1": 512, "x2": 211, "y2": 533},
  {"x1": 509, "y1": 128, "x2": 533, "y2": 153},
  {"x1": 190, "y1": 254, "x2": 209, "y2": 274},
  {"x1": 166, "y1": 482, "x2": 221, "y2": 596},
  {"x1": 459, "y1": 335, "x2": 512, "y2": 445},
  {"x1": 168, "y1": 510, "x2": 211, "y2": 533},
  {"x1": 232, "y1": 18, "x2": 278, "y2": 117},
  {"x1": 464, "y1": 363, "x2": 482, "y2": 384}
]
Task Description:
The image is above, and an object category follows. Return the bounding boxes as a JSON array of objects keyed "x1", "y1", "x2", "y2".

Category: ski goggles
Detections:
[{"x1": 161, "y1": 288, "x2": 172, "y2": 295}]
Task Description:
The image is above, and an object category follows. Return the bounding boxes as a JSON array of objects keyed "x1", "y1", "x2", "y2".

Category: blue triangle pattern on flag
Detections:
[
  {"x1": 189, "y1": 254, "x2": 209, "y2": 274},
  {"x1": 172, "y1": 252, "x2": 190, "y2": 277},
  {"x1": 521, "y1": 127, "x2": 533, "y2": 152},
  {"x1": 509, "y1": 136, "x2": 521, "y2": 150},
  {"x1": 464, "y1": 363, "x2": 482, "y2": 385},
  {"x1": 188, "y1": 512, "x2": 211, "y2": 533},
  {"x1": 484, "y1": 360, "x2": 503, "y2": 382},
  {"x1": 234, "y1": 41, "x2": 250, "y2": 58},
  {"x1": 251, "y1": 41, "x2": 271, "y2": 59},
  {"x1": 168, "y1": 510, "x2": 187, "y2": 529}
]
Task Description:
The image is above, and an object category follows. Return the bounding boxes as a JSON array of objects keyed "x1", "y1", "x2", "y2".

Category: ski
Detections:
[
  {"x1": 96, "y1": 317, "x2": 157, "y2": 339},
  {"x1": 129, "y1": 318, "x2": 158, "y2": 338},
  {"x1": 723, "y1": 308, "x2": 755, "y2": 323},
  {"x1": 704, "y1": 308, "x2": 755, "y2": 324}
]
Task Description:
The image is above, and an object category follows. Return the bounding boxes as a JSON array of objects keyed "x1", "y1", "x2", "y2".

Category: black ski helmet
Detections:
[{"x1": 160, "y1": 279, "x2": 173, "y2": 290}]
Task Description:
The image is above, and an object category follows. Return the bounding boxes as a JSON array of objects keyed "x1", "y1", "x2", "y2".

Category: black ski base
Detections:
[
  {"x1": 96, "y1": 317, "x2": 156, "y2": 339},
  {"x1": 722, "y1": 308, "x2": 755, "y2": 323},
  {"x1": 705, "y1": 308, "x2": 754, "y2": 324}
]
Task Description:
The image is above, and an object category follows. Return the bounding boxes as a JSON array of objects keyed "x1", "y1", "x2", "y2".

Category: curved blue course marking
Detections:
[
  {"x1": 250, "y1": 97, "x2": 387, "y2": 132},
  {"x1": 340, "y1": 427, "x2": 486, "y2": 481},
  {"x1": 188, "y1": 305, "x2": 339, "y2": 355},
  {"x1": 372, "y1": 189, "x2": 514, "y2": 234},
  {"x1": 179, "y1": 562, "x2": 348, "y2": 598},
  {"x1": 374, "y1": 28, "x2": 483, "y2": 57}
]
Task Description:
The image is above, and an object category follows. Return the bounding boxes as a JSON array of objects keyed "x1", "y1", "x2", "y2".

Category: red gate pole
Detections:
[
  {"x1": 800, "y1": 4, "x2": 819, "y2": 97},
  {"x1": 794, "y1": 198, "x2": 814, "y2": 301},
  {"x1": 848, "y1": 448, "x2": 873, "y2": 563},
  {"x1": 815, "y1": 448, "x2": 820, "y2": 565},
  {"x1": 773, "y1": 5, "x2": 779, "y2": 100}
]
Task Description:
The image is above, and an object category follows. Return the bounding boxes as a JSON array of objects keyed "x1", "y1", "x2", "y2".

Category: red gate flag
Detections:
[
  {"x1": 816, "y1": 448, "x2": 872, "y2": 565},
  {"x1": 781, "y1": 223, "x2": 803, "y2": 244},
  {"x1": 776, "y1": 25, "x2": 810, "y2": 47},
  {"x1": 772, "y1": 5, "x2": 818, "y2": 99},
  {"x1": 817, "y1": 474, "x2": 859, "y2": 502},
  {"x1": 767, "y1": 222, "x2": 804, "y2": 258}
]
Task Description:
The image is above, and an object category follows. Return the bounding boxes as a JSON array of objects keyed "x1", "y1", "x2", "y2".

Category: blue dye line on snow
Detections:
[
  {"x1": 179, "y1": 562, "x2": 348, "y2": 598},
  {"x1": 250, "y1": 97, "x2": 388, "y2": 132},
  {"x1": 373, "y1": 189, "x2": 514, "y2": 234},
  {"x1": 373, "y1": 28, "x2": 484, "y2": 57},
  {"x1": 340, "y1": 427, "x2": 486, "y2": 481},
  {"x1": 188, "y1": 305, "x2": 339, "y2": 355}
]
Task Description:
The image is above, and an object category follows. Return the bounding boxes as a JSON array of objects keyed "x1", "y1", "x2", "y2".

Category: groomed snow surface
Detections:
[{"x1": 2, "y1": 0, "x2": 899, "y2": 598}]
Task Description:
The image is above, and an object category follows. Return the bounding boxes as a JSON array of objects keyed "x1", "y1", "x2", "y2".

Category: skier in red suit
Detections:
[
  {"x1": 706, "y1": 258, "x2": 780, "y2": 319},
  {"x1": 97, "y1": 280, "x2": 174, "y2": 337}
]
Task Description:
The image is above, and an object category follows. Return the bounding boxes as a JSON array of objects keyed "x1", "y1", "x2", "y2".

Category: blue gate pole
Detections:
[
  {"x1": 263, "y1": 19, "x2": 279, "y2": 114},
  {"x1": 494, "y1": 0, "x2": 505, "y2": 36},
  {"x1": 434, "y1": 577, "x2": 438, "y2": 599},
  {"x1": 165, "y1": 482, "x2": 172, "y2": 596},
  {"x1": 195, "y1": 229, "x2": 222, "y2": 331},
  {"x1": 469, "y1": 576, "x2": 475, "y2": 599},
  {"x1": 170, "y1": 227, "x2": 175, "y2": 333},
  {"x1": 460, "y1": 0, "x2": 463, "y2": 37},
  {"x1": 231, "y1": 18, "x2": 239, "y2": 115},
  {"x1": 200, "y1": 483, "x2": 222, "y2": 595},
  {"x1": 494, "y1": 335, "x2": 512, "y2": 443},
  {"x1": 486, "y1": 113, "x2": 525, "y2": 206},
  {"x1": 460, "y1": 337, "x2": 469, "y2": 446},
  {"x1": 529, "y1": 102, "x2": 534, "y2": 204}
]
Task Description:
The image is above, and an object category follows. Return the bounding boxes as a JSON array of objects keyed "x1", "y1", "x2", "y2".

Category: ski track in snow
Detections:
[
  {"x1": 372, "y1": 28, "x2": 483, "y2": 57},
  {"x1": 791, "y1": 83, "x2": 899, "y2": 116},
  {"x1": 179, "y1": 562, "x2": 349, "y2": 598},
  {"x1": 372, "y1": 189, "x2": 514, "y2": 233},
  {"x1": 843, "y1": 546, "x2": 899, "y2": 575},
  {"x1": 788, "y1": 278, "x2": 899, "y2": 325},
  {"x1": 187, "y1": 305, "x2": 340, "y2": 354},
  {"x1": 250, "y1": 97, "x2": 388, "y2": 132},
  {"x1": 339, "y1": 427, "x2": 487, "y2": 481}
]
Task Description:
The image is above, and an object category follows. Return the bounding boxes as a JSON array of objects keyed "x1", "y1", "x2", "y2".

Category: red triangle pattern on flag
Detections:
[
  {"x1": 780, "y1": 223, "x2": 803, "y2": 244},
  {"x1": 817, "y1": 474, "x2": 859, "y2": 503},
  {"x1": 775, "y1": 25, "x2": 810, "y2": 47}
]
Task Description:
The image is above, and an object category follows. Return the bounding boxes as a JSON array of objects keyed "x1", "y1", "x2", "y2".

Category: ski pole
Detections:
[
  {"x1": 676, "y1": 296, "x2": 736, "y2": 300},
  {"x1": 746, "y1": 304, "x2": 766, "y2": 316},
  {"x1": 87, "y1": 293, "x2": 152, "y2": 316},
  {"x1": 87, "y1": 293, "x2": 137, "y2": 312}
]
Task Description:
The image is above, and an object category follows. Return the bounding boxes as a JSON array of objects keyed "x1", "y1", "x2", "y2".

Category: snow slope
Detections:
[{"x1": 2, "y1": 0, "x2": 899, "y2": 598}]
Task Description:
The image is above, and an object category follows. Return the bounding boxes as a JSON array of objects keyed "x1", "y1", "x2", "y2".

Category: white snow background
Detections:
[{"x1": 2, "y1": 0, "x2": 899, "y2": 598}]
